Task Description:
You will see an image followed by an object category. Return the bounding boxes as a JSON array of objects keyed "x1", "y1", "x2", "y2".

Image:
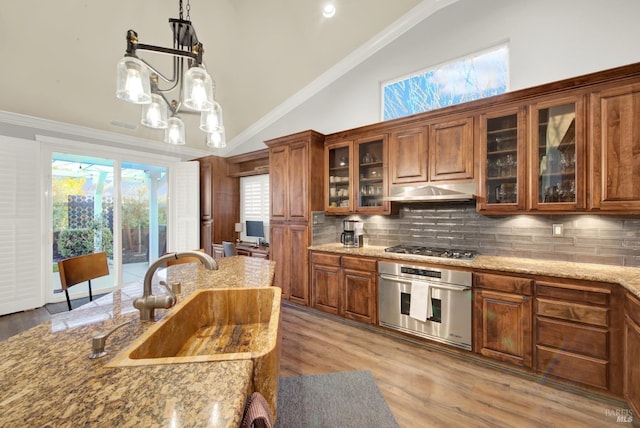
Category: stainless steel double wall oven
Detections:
[{"x1": 378, "y1": 246, "x2": 475, "y2": 350}]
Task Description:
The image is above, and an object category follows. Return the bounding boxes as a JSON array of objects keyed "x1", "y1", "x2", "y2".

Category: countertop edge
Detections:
[{"x1": 308, "y1": 243, "x2": 640, "y2": 298}]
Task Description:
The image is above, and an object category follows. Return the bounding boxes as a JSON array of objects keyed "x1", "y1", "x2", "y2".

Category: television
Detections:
[{"x1": 245, "y1": 220, "x2": 265, "y2": 246}]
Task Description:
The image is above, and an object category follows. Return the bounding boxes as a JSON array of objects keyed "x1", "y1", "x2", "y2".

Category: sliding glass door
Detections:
[
  {"x1": 51, "y1": 153, "x2": 167, "y2": 301},
  {"x1": 120, "y1": 162, "x2": 168, "y2": 283}
]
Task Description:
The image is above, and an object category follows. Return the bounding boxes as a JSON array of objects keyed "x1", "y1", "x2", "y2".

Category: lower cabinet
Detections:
[
  {"x1": 310, "y1": 253, "x2": 341, "y2": 315},
  {"x1": 534, "y1": 280, "x2": 622, "y2": 395},
  {"x1": 271, "y1": 223, "x2": 310, "y2": 305},
  {"x1": 473, "y1": 273, "x2": 533, "y2": 367},
  {"x1": 341, "y1": 256, "x2": 377, "y2": 324},
  {"x1": 625, "y1": 292, "x2": 640, "y2": 415},
  {"x1": 474, "y1": 272, "x2": 623, "y2": 395},
  {"x1": 310, "y1": 252, "x2": 377, "y2": 324}
]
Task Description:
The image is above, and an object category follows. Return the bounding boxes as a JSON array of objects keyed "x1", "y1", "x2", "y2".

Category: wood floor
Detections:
[
  {"x1": 1, "y1": 304, "x2": 631, "y2": 427},
  {"x1": 279, "y1": 303, "x2": 630, "y2": 428},
  {"x1": 0, "y1": 307, "x2": 51, "y2": 342}
]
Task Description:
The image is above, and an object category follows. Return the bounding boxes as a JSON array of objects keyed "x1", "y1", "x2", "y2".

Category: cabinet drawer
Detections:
[
  {"x1": 537, "y1": 298, "x2": 609, "y2": 327},
  {"x1": 311, "y1": 253, "x2": 341, "y2": 266},
  {"x1": 536, "y1": 345, "x2": 608, "y2": 390},
  {"x1": 627, "y1": 292, "x2": 640, "y2": 327},
  {"x1": 536, "y1": 281, "x2": 610, "y2": 306},
  {"x1": 537, "y1": 317, "x2": 608, "y2": 359},
  {"x1": 473, "y1": 273, "x2": 533, "y2": 295},
  {"x1": 341, "y1": 256, "x2": 376, "y2": 272}
]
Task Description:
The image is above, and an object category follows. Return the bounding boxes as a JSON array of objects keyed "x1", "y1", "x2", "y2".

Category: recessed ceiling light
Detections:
[{"x1": 322, "y1": 4, "x2": 336, "y2": 18}]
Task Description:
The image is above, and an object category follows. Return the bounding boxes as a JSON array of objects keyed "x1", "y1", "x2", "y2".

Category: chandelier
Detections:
[{"x1": 116, "y1": 0, "x2": 225, "y2": 148}]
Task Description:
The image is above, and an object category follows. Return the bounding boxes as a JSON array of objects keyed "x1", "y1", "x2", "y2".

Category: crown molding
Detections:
[
  {"x1": 0, "y1": 111, "x2": 212, "y2": 161},
  {"x1": 221, "y1": 0, "x2": 460, "y2": 156}
]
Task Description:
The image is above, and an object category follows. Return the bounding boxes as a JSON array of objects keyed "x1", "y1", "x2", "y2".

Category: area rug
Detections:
[
  {"x1": 45, "y1": 294, "x2": 108, "y2": 315},
  {"x1": 275, "y1": 370, "x2": 398, "y2": 428}
]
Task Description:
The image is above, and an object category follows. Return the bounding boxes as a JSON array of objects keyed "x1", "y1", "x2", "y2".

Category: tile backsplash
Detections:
[{"x1": 311, "y1": 202, "x2": 640, "y2": 267}]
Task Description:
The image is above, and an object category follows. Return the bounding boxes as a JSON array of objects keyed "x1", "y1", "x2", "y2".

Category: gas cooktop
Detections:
[{"x1": 384, "y1": 244, "x2": 477, "y2": 260}]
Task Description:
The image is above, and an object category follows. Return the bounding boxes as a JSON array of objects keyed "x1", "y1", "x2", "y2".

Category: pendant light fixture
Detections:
[{"x1": 115, "y1": 0, "x2": 224, "y2": 148}]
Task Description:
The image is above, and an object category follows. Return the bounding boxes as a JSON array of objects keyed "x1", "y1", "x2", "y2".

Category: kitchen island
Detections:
[{"x1": 0, "y1": 256, "x2": 277, "y2": 428}]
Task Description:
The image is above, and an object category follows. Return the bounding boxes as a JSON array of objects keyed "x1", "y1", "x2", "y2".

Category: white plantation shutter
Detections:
[
  {"x1": 168, "y1": 161, "x2": 200, "y2": 253},
  {"x1": 240, "y1": 175, "x2": 269, "y2": 242},
  {"x1": 0, "y1": 136, "x2": 42, "y2": 315}
]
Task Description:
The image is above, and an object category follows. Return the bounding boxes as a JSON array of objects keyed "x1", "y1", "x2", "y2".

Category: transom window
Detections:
[{"x1": 382, "y1": 44, "x2": 509, "y2": 120}]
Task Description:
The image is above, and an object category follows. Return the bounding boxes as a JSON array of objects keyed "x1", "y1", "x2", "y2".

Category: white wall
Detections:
[{"x1": 231, "y1": 0, "x2": 640, "y2": 154}]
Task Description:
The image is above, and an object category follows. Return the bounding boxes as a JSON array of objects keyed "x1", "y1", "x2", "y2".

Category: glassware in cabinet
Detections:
[
  {"x1": 484, "y1": 113, "x2": 520, "y2": 205},
  {"x1": 355, "y1": 136, "x2": 387, "y2": 211},
  {"x1": 531, "y1": 99, "x2": 584, "y2": 210},
  {"x1": 326, "y1": 142, "x2": 352, "y2": 212}
]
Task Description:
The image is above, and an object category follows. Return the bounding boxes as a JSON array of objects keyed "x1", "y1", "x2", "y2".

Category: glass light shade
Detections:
[
  {"x1": 206, "y1": 128, "x2": 226, "y2": 149},
  {"x1": 116, "y1": 56, "x2": 151, "y2": 104},
  {"x1": 141, "y1": 94, "x2": 168, "y2": 129},
  {"x1": 199, "y1": 101, "x2": 224, "y2": 133},
  {"x1": 183, "y1": 66, "x2": 214, "y2": 111},
  {"x1": 164, "y1": 117, "x2": 186, "y2": 145}
]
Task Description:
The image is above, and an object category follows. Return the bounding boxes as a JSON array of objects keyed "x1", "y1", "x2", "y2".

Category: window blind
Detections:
[
  {"x1": 240, "y1": 174, "x2": 269, "y2": 242},
  {"x1": 0, "y1": 136, "x2": 42, "y2": 315},
  {"x1": 168, "y1": 161, "x2": 200, "y2": 252}
]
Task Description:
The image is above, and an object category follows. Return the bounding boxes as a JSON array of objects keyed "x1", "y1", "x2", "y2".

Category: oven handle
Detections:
[{"x1": 379, "y1": 274, "x2": 471, "y2": 292}]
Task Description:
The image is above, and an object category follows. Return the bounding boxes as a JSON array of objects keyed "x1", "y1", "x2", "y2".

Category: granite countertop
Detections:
[
  {"x1": 0, "y1": 256, "x2": 276, "y2": 428},
  {"x1": 308, "y1": 243, "x2": 640, "y2": 298}
]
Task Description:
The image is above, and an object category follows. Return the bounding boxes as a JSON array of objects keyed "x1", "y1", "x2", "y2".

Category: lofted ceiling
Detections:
[{"x1": 0, "y1": 0, "x2": 454, "y2": 156}]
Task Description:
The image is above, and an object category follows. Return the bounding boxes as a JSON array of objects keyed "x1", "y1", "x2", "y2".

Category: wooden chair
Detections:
[
  {"x1": 57, "y1": 252, "x2": 109, "y2": 311},
  {"x1": 165, "y1": 249, "x2": 206, "y2": 266}
]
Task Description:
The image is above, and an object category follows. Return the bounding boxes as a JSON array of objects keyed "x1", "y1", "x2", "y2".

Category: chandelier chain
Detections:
[{"x1": 186, "y1": 0, "x2": 191, "y2": 21}]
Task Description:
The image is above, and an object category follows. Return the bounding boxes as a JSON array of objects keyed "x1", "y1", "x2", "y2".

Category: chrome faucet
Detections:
[{"x1": 133, "y1": 251, "x2": 218, "y2": 321}]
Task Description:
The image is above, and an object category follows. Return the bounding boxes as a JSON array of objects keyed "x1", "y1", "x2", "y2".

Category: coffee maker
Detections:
[{"x1": 340, "y1": 220, "x2": 364, "y2": 248}]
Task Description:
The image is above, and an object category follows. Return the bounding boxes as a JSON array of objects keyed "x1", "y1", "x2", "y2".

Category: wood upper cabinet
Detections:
[
  {"x1": 288, "y1": 141, "x2": 310, "y2": 221},
  {"x1": 269, "y1": 145, "x2": 289, "y2": 222},
  {"x1": 387, "y1": 115, "x2": 475, "y2": 185},
  {"x1": 625, "y1": 292, "x2": 640, "y2": 416},
  {"x1": 590, "y1": 82, "x2": 640, "y2": 213},
  {"x1": 477, "y1": 107, "x2": 527, "y2": 213},
  {"x1": 528, "y1": 95, "x2": 587, "y2": 212},
  {"x1": 429, "y1": 116, "x2": 475, "y2": 182},
  {"x1": 325, "y1": 134, "x2": 389, "y2": 215},
  {"x1": 473, "y1": 272, "x2": 533, "y2": 368},
  {"x1": 269, "y1": 140, "x2": 313, "y2": 222},
  {"x1": 354, "y1": 135, "x2": 389, "y2": 214},
  {"x1": 325, "y1": 140, "x2": 354, "y2": 214},
  {"x1": 389, "y1": 125, "x2": 428, "y2": 184}
]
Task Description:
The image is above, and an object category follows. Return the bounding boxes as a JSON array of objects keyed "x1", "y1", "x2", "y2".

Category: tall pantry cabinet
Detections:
[{"x1": 265, "y1": 130, "x2": 325, "y2": 305}]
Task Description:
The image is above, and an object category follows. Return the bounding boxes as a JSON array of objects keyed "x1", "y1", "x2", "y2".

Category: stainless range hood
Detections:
[{"x1": 384, "y1": 182, "x2": 476, "y2": 202}]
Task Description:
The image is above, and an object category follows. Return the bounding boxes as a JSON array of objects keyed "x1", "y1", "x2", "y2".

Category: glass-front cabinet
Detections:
[
  {"x1": 478, "y1": 107, "x2": 527, "y2": 213},
  {"x1": 529, "y1": 96, "x2": 585, "y2": 211},
  {"x1": 325, "y1": 135, "x2": 389, "y2": 215},
  {"x1": 355, "y1": 135, "x2": 389, "y2": 213},
  {"x1": 326, "y1": 140, "x2": 353, "y2": 214}
]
